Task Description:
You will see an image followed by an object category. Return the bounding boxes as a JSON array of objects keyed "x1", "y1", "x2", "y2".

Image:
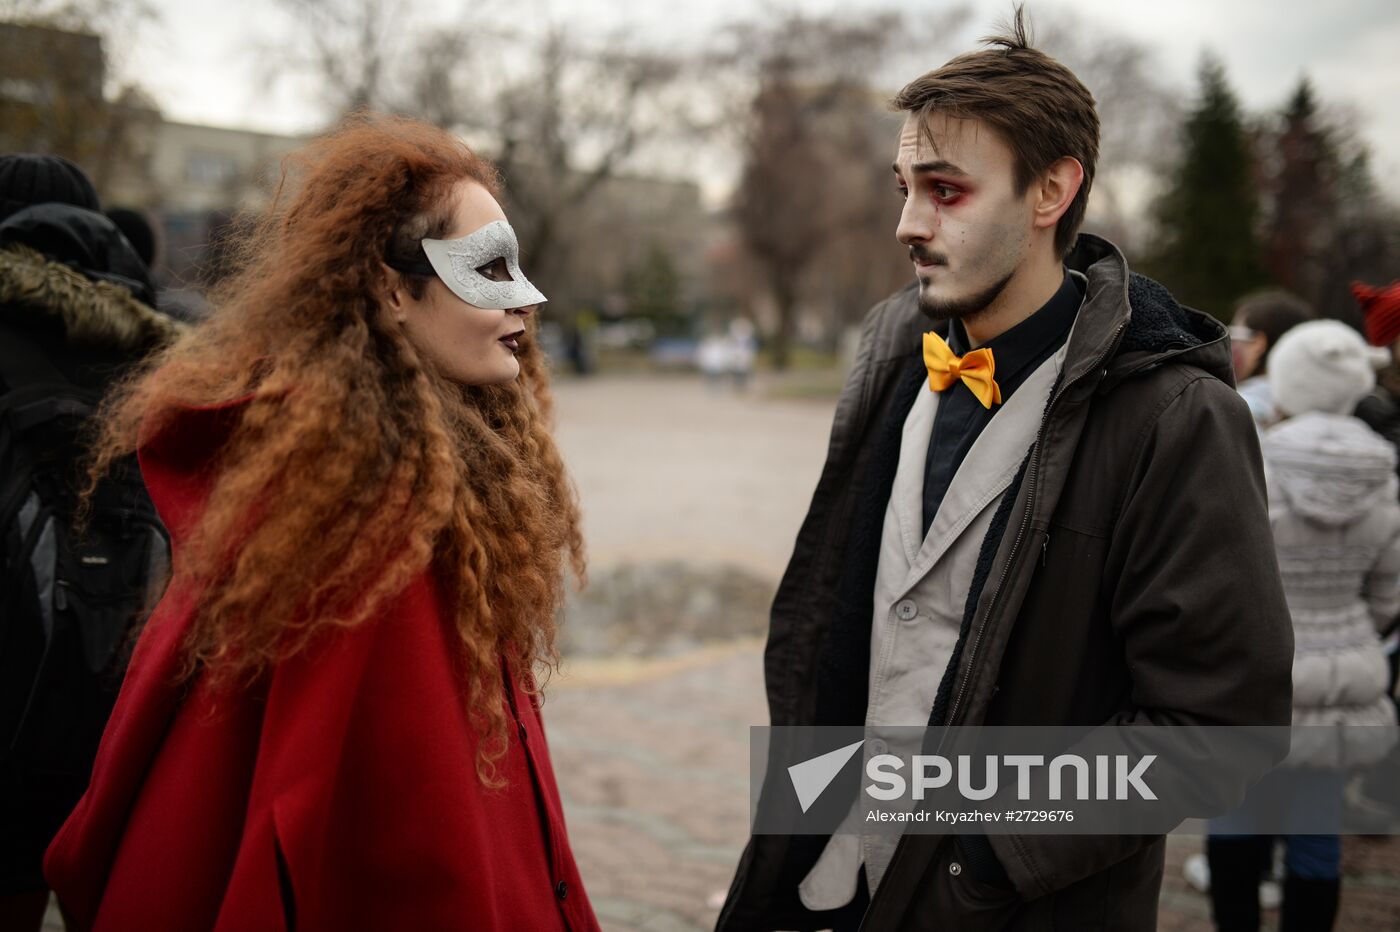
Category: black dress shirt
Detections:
[{"x1": 921, "y1": 270, "x2": 1084, "y2": 537}]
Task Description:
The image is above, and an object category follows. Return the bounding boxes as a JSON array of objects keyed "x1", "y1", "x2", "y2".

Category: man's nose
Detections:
[
  {"x1": 896, "y1": 200, "x2": 932, "y2": 246},
  {"x1": 509, "y1": 304, "x2": 535, "y2": 318}
]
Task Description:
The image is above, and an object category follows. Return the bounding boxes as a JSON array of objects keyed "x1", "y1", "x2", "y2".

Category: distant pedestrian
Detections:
[
  {"x1": 0, "y1": 154, "x2": 98, "y2": 223},
  {"x1": 1229, "y1": 289, "x2": 1314, "y2": 429},
  {"x1": 104, "y1": 206, "x2": 157, "y2": 270},
  {"x1": 43, "y1": 115, "x2": 600, "y2": 931},
  {"x1": 1349, "y1": 279, "x2": 1400, "y2": 824},
  {"x1": 727, "y1": 316, "x2": 757, "y2": 391},
  {"x1": 1184, "y1": 283, "x2": 1314, "y2": 908},
  {"x1": 1207, "y1": 319, "x2": 1399, "y2": 932},
  {"x1": 698, "y1": 329, "x2": 729, "y2": 391},
  {"x1": 1352, "y1": 281, "x2": 1400, "y2": 476},
  {"x1": 0, "y1": 157, "x2": 179, "y2": 932},
  {"x1": 569, "y1": 309, "x2": 598, "y2": 376}
]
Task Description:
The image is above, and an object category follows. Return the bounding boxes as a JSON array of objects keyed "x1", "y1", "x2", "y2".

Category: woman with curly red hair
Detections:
[{"x1": 43, "y1": 114, "x2": 598, "y2": 931}]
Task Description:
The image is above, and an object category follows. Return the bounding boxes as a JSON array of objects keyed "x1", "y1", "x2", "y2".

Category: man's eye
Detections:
[
  {"x1": 475, "y1": 257, "x2": 512, "y2": 282},
  {"x1": 895, "y1": 185, "x2": 909, "y2": 201},
  {"x1": 931, "y1": 184, "x2": 960, "y2": 202}
]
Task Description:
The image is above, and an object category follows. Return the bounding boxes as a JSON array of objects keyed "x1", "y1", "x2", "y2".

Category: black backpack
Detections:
[{"x1": 0, "y1": 326, "x2": 169, "y2": 821}]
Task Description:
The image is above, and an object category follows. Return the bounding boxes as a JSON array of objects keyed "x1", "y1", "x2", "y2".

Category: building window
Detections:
[{"x1": 185, "y1": 150, "x2": 239, "y2": 186}]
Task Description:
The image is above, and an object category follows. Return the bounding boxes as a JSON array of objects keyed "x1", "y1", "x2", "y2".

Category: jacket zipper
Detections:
[{"x1": 936, "y1": 318, "x2": 1129, "y2": 749}]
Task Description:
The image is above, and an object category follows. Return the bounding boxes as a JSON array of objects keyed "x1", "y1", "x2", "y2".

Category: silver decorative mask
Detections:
[{"x1": 420, "y1": 220, "x2": 547, "y2": 309}]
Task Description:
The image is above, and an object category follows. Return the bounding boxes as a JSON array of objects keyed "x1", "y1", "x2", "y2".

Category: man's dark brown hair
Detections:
[{"x1": 892, "y1": 6, "x2": 1099, "y2": 258}]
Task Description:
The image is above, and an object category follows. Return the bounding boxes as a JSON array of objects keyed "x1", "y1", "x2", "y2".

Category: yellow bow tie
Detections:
[{"x1": 923, "y1": 331, "x2": 1002, "y2": 409}]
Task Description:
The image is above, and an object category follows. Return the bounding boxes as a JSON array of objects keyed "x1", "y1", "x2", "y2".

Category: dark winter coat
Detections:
[
  {"x1": 0, "y1": 206, "x2": 180, "y2": 895},
  {"x1": 1356, "y1": 379, "x2": 1400, "y2": 488},
  {"x1": 717, "y1": 234, "x2": 1295, "y2": 931}
]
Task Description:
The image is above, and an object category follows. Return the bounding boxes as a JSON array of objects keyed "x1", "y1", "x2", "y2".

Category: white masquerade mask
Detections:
[{"x1": 417, "y1": 220, "x2": 547, "y2": 309}]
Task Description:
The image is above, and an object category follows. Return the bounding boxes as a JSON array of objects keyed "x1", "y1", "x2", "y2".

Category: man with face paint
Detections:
[{"x1": 718, "y1": 10, "x2": 1293, "y2": 932}]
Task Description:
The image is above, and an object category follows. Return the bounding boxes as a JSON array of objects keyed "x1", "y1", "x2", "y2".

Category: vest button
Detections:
[
  {"x1": 556, "y1": 880, "x2": 569, "y2": 899},
  {"x1": 894, "y1": 599, "x2": 918, "y2": 621},
  {"x1": 949, "y1": 861, "x2": 962, "y2": 876}
]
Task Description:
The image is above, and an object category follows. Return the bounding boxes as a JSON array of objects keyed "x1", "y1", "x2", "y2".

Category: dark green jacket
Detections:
[{"x1": 717, "y1": 235, "x2": 1294, "y2": 931}]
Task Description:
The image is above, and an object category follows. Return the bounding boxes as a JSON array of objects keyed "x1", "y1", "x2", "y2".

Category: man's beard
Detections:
[{"x1": 917, "y1": 267, "x2": 1016, "y2": 321}]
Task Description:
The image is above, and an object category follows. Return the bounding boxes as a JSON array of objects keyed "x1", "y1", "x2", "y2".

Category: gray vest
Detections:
[{"x1": 798, "y1": 326, "x2": 1074, "y2": 911}]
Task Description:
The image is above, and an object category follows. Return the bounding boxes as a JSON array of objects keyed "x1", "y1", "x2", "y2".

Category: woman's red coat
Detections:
[{"x1": 44, "y1": 394, "x2": 601, "y2": 931}]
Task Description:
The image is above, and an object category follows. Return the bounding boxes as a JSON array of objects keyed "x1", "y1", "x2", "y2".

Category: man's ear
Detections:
[
  {"x1": 1032, "y1": 156, "x2": 1085, "y2": 233},
  {"x1": 382, "y1": 263, "x2": 409, "y2": 324}
]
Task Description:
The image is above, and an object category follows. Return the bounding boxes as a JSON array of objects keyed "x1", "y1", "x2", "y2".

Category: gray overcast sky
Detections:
[{"x1": 125, "y1": 0, "x2": 1400, "y2": 198}]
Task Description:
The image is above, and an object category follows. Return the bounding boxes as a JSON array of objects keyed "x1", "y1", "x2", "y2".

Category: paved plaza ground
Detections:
[{"x1": 551, "y1": 372, "x2": 836, "y2": 580}]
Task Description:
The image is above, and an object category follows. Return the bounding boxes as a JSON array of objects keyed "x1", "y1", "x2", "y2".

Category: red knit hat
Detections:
[{"x1": 1354, "y1": 281, "x2": 1400, "y2": 347}]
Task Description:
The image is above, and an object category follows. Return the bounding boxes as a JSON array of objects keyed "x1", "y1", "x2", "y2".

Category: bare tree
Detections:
[
  {"x1": 716, "y1": 8, "x2": 966, "y2": 368},
  {"x1": 732, "y1": 71, "x2": 832, "y2": 369},
  {"x1": 264, "y1": 0, "x2": 415, "y2": 116},
  {"x1": 397, "y1": 18, "x2": 695, "y2": 315},
  {"x1": 1032, "y1": 11, "x2": 1181, "y2": 255},
  {"x1": 1286, "y1": 102, "x2": 1400, "y2": 324},
  {"x1": 262, "y1": 2, "x2": 697, "y2": 320}
]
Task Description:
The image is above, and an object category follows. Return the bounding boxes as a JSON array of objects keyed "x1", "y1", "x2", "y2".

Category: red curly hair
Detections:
[{"x1": 83, "y1": 114, "x2": 585, "y2": 785}]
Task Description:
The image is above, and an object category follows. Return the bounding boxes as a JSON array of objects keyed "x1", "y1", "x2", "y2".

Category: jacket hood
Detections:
[
  {"x1": 0, "y1": 240, "x2": 183, "y2": 354},
  {"x1": 1064, "y1": 234, "x2": 1233, "y2": 389},
  {"x1": 0, "y1": 203, "x2": 154, "y2": 304},
  {"x1": 136, "y1": 390, "x2": 274, "y2": 545},
  {"x1": 1264, "y1": 412, "x2": 1399, "y2": 525}
]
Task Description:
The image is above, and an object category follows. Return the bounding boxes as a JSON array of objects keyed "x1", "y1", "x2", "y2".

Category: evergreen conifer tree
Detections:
[
  {"x1": 1145, "y1": 55, "x2": 1265, "y2": 321},
  {"x1": 1264, "y1": 77, "x2": 1337, "y2": 303}
]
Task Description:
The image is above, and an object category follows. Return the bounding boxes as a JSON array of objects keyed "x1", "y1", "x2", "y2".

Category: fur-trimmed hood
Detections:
[{"x1": 0, "y1": 241, "x2": 183, "y2": 355}]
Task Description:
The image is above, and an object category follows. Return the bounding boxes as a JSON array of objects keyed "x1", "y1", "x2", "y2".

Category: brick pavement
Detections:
[{"x1": 545, "y1": 643, "x2": 762, "y2": 931}]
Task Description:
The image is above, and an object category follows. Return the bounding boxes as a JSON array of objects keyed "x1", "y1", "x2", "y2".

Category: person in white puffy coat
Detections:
[
  {"x1": 1207, "y1": 319, "x2": 1400, "y2": 932},
  {"x1": 1267, "y1": 320, "x2": 1400, "y2": 764},
  {"x1": 1267, "y1": 413, "x2": 1400, "y2": 765}
]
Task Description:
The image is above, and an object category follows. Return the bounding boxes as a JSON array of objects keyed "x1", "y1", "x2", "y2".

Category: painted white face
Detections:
[
  {"x1": 892, "y1": 113, "x2": 1036, "y2": 321},
  {"x1": 391, "y1": 180, "x2": 537, "y2": 386}
]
